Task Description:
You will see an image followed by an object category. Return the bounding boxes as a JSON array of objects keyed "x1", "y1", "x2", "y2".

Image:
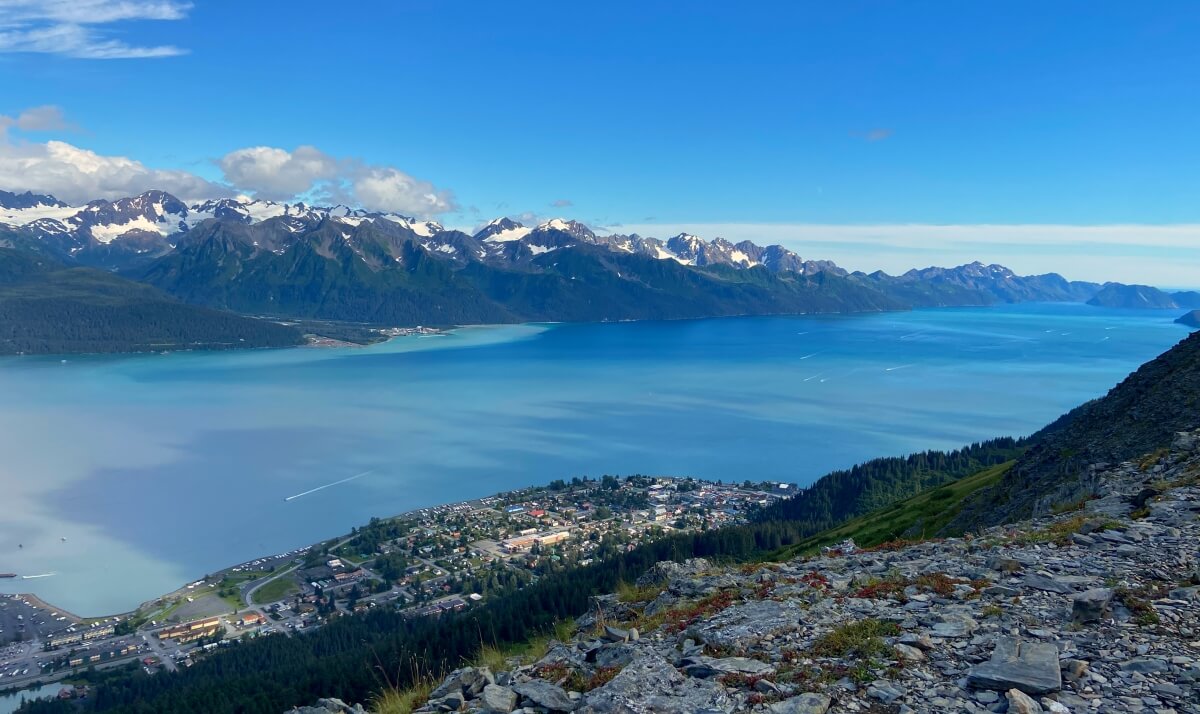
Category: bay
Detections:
[{"x1": 0, "y1": 303, "x2": 1190, "y2": 615}]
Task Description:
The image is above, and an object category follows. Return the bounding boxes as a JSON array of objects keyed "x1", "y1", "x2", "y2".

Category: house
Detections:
[
  {"x1": 440, "y1": 598, "x2": 467, "y2": 612},
  {"x1": 334, "y1": 568, "x2": 365, "y2": 583},
  {"x1": 238, "y1": 612, "x2": 264, "y2": 627},
  {"x1": 536, "y1": 531, "x2": 569, "y2": 547}
]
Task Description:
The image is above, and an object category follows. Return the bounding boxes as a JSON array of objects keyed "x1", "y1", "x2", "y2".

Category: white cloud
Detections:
[
  {"x1": 216, "y1": 145, "x2": 457, "y2": 217},
  {"x1": 352, "y1": 166, "x2": 455, "y2": 215},
  {"x1": 217, "y1": 145, "x2": 339, "y2": 202},
  {"x1": 0, "y1": 137, "x2": 228, "y2": 204},
  {"x1": 0, "y1": 108, "x2": 457, "y2": 216},
  {"x1": 0, "y1": 0, "x2": 191, "y2": 58}
]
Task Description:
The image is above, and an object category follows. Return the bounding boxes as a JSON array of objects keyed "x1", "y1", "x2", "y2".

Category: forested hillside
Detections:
[
  {"x1": 0, "y1": 248, "x2": 303, "y2": 354},
  {"x1": 752, "y1": 437, "x2": 1026, "y2": 530},
  {"x1": 948, "y1": 330, "x2": 1200, "y2": 531}
]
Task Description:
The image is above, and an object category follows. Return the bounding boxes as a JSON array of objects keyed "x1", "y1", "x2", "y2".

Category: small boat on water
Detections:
[{"x1": 0, "y1": 573, "x2": 16, "y2": 579}]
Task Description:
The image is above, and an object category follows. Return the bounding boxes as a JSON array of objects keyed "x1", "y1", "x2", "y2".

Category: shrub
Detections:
[{"x1": 810, "y1": 618, "x2": 900, "y2": 659}]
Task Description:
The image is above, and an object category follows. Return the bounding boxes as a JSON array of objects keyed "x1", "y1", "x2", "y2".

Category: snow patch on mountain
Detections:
[
  {"x1": 483, "y1": 225, "x2": 532, "y2": 243},
  {"x1": 0, "y1": 202, "x2": 79, "y2": 226},
  {"x1": 88, "y1": 215, "x2": 176, "y2": 243}
]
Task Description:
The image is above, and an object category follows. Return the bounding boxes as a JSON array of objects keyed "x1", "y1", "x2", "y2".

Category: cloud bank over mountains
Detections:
[
  {"x1": 0, "y1": 105, "x2": 457, "y2": 216},
  {"x1": 0, "y1": 104, "x2": 1194, "y2": 285},
  {"x1": 218, "y1": 145, "x2": 457, "y2": 215}
]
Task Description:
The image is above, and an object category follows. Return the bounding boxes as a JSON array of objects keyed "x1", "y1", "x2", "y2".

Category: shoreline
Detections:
[
  {"x1": 0, "y1": 305, "x2": 1188, "y2": 619},
  {"x1": 11, "y1": 473, "x2": 733, "y2": 623},
  {"x1": 0, "y1": 303, "x2": 1188, "y2": 362},
  {"x1": 12, "y1": 593, "x2": 84, "y2": 624}
]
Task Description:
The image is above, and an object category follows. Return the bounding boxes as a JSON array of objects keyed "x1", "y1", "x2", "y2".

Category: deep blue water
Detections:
[{"x1": 0, "y1": 304, "x2": 1190, "y2": 615}]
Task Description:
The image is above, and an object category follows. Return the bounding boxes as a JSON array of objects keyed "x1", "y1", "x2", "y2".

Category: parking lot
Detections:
[{"x1": 0, "y1": 594, "x2": 71, "y2": 645}]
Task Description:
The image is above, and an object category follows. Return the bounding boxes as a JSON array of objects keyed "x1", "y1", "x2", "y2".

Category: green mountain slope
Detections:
[
  {"x1": 947, "y1": 330, "x2": 1200, "y2": 531},
  {"x1": 770, "y1": 460, "x2": 1015, "y2": 559},
  {"x1": 751, "y1": 438, "x2": 1026, "y2": 534},
  {"x1": 137, "y1": 224, "x2": 933, "y2": 325},
  {"x1": 0, "y1": 248, "x2": 304, "y2": 354}
]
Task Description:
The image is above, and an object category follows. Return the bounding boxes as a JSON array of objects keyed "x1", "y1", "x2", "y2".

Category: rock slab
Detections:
[{"x1": 967, "y1": 637, "x2": 1062, "y2": 695}]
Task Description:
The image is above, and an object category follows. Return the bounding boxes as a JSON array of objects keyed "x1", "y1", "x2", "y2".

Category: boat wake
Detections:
[{"x1": 284, "y1": 470, "x2": 373, "y2": 502}]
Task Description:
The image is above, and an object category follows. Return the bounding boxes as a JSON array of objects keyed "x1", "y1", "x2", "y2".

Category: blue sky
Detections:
[{"x1": 1, "y1": 1, "x2": 1198, "y2": 284}]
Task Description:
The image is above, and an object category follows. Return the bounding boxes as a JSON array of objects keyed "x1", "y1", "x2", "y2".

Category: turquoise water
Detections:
[
  {"x1": 0, "y1": 304, "x2": 1190, "y2": 615},
  {"x1": 0, "y1": 683, "x2": 67, "y2": 714}
]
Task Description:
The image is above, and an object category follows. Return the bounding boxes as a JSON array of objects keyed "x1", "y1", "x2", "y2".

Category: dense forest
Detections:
[
  {"x1": 18, "y1": 438, "x2": 1028, "y2": 714},
  {"x1": 752, "y1": 437, "x2": 1027, "y2": 529},
  {"x1": 0, "y1": 248, "x2": 303, "y2": 354}
]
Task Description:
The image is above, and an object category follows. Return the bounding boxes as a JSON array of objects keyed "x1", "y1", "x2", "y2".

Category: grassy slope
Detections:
[
  {"x1": 770, "y1": 461, "x2": 1014, "y2": 560},
  {"x1": 948, "y1": 330, "x2": 1200, "y2": 531}
]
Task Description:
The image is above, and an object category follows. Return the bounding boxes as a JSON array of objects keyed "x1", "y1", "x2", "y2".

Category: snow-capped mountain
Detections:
[
  {"x1": 0, "y1": 188, "x2": 846, "y2": 277},
  {"x1": 0, "y1": 189, "x2": 68, "y2": 211},
  {"x1": 0, "y1": 187, "x2": 1137, "y2": 330},
  {"x1": 467, "y1": 217, "x2": 841, "y2": 274},
  {"x1": 474, "y1": 217, "x2": 531, "y2": 243},
  {"x1": 0, "y1": 191, "x2": 449, "y2": 269}
]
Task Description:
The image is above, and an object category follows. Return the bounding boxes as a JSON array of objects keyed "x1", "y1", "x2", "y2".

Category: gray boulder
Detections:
[
  {"x1": 1023, "y1": 575, "x2": 1073, "y2": 594},
  {"x1": 479, "y1": 684, "x2": 518, "y2": 713},
  {"x1": 513, "y1": 679, "x2": 576, "y2": 712},
  {"x1": 866, "y1": 681, "x2": 905, "y2": 703},
  {"x1": 1071, "y1": 588, "x2": 1113, "y2": 624},
  {"x1": 687, "y1": 598, "x2": 804, "y2": 649},
  {"x1": 580, "y1": 655, "x2": 735, "y2": 713},
  {"x1": 967, "y1": 637, "x2": 1062, "y2": 694},
  {"x1": 767, "y1": 693, "x2": 832, "y2": 714},
  {"x1": 929, "y1": 612, "x2": 978, "y2": 637},
  {"x1": 1005, "y1": 688, "x2": 1043, "y2": 714},
  {"x1": 682, "y1": 655, "x2": 774, "y2": 678},
  {"x1": 1118, "y1": 657, "x2": 1169, "y2": 673},
  {"x1": 430, "y1": 666, "x2": 494, "y2": 699},
  {"x1": 588, "y1": 643, "x2": 636, "y2": 669}
]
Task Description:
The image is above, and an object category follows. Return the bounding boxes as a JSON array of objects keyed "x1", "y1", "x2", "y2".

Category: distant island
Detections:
[{"x1": 1178, "y1": 310, "x2": 1200, "y2": 328}]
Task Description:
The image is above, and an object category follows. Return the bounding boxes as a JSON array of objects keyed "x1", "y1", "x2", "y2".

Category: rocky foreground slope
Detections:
[{"x1": 299, "y1": 429, "x2": 1200, "y2": 714}]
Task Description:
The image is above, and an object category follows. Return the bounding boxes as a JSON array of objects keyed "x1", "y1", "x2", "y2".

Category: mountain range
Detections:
[{"x1": 2, "y1": 189, "x2": 1198, "y2": 337}]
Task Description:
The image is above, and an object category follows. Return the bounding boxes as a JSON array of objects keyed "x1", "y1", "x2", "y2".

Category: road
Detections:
[
  {"x1": 142, "y1": 631, "x2": 179, "y2": 672},
  {"x1": 242, "y1": 533, "x2": 358, "y2": 607}
]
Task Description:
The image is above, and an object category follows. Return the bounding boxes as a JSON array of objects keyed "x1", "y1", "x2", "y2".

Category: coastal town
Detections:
[{"x1": 0, "y1": 475, "x2": 793, "y2": 704}]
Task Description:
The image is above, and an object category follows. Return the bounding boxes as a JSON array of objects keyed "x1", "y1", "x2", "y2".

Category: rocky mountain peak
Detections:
[
  {"x1": 535, "y1": 218, "x2": 596, "y2": 241},
  {"x1": 0, "y1": 189, "x2": 67, "y2": 209},
  {"x1": 474, "y1": 217, "x2": 528, "y2": 242}
]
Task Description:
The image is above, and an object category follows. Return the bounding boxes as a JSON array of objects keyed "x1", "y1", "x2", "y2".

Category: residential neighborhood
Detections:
[{"x1": 0, "y1": 476, "x2": 792, "y2": 700}]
